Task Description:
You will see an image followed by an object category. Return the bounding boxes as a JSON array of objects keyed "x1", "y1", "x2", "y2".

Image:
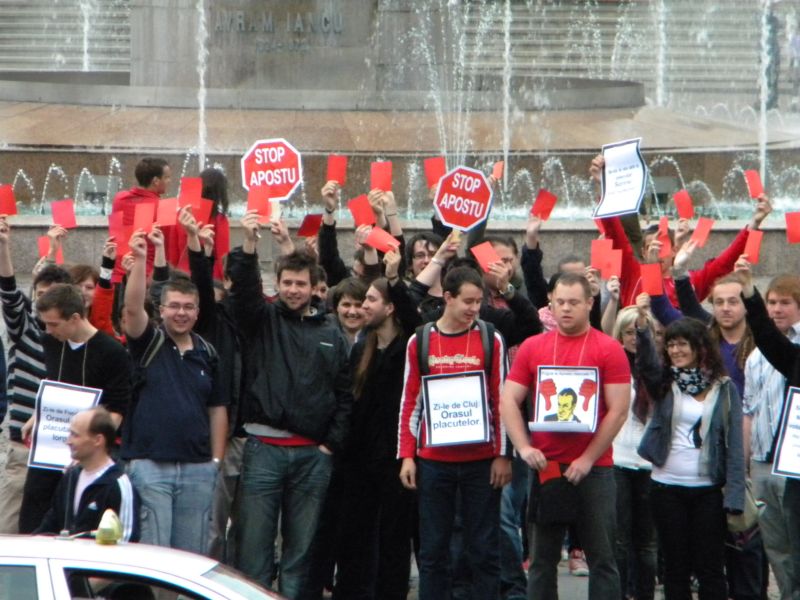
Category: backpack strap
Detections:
[
  {"x1": 416, "y1": 321, "x2": 435, "y2": 377},
  {"x1": 140, "y1": 328, "x2": 165, "y2": 369},
  {"x1": 416, "y1": 319, "x2": 495, "y2": 378},
  {"x1": 476, "y1": 319, "x2": 495, "y2": 381}
]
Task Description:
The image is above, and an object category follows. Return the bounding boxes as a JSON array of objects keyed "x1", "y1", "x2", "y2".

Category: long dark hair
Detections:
[
  {"x1": 353, "y1": 278, "x2": 395, "y2": 399},
  {"x1": 200, "y1": 167, "x2": 229, "y2": 218},
  {"x1": 660, "y1": 317, "x2": 727, "y2": 396}
]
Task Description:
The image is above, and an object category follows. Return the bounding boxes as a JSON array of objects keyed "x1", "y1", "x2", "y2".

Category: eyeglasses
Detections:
[
  {"x1": 412, "y1": 252, "x2": 436, "y2": 260},
  {"x1": 163, "y1": 303, "x2": 198, "y2": 313}
]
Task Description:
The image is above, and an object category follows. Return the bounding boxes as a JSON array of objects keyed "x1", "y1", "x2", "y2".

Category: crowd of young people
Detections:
[{"x1": 0, "y1": 153, "x2": 796, "y2": 600}]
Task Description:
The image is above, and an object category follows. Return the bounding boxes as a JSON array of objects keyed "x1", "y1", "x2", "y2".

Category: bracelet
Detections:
[
  {"x1": 324, "y1": 207, "x2": 335, "y2": 214},
  {"x1": 385, "y1": 212, "x2": 398, "y2": 217},
  {"x1": 431, "y1": 257, "x2": 445, "y2": 267}
]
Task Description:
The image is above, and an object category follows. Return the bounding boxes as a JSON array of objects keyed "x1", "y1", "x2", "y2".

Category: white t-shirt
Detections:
[
  {"x1": 652, "y1": 391, "x2": 713, "y2": 487},
  {"x1": 73, "y1": 460, "x2": 114, "y2": 515}
]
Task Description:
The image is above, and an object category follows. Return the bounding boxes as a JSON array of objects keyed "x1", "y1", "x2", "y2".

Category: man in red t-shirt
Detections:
[
  {"x1": 501, "y1": 271, "x2": 631, "y2": 600},
  {"x1": 398, "y1": 266, "x2": 511, "y2": 600}
]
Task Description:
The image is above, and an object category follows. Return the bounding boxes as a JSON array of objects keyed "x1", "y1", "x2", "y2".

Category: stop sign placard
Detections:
[
  {"x1": 433, "y1": 166, "x2": 493, "y2": 231},
  {"x1": 241, "y1": 138, "x2": 303, "y2": 201}
]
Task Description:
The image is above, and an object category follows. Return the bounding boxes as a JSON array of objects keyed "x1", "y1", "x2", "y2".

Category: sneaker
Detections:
[{"x1": 568, "y1": 550, "x2": 589, "y2": 577}]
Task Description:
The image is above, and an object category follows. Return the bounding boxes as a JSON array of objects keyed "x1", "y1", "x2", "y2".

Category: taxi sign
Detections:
[
  {"x1": 241, "y1": 138, "x2": 303, "y2": 201},
  {"x1": 433, "y1": 165, "x2": 493, "y2": 231}
]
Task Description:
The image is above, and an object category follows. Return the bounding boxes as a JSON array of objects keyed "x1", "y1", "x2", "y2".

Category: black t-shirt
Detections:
[
  {"x1": 42, "y1": 330, "x2": 132, "y2": 416},
  {"x1": 121, "y1": 324, "x2": 224, "y2": 463}
]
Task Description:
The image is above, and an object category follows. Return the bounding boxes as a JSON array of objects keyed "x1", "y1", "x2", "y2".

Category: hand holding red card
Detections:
[
  {"x1": 744, "y1": 229, "x2": 763, "y2": 264},
  {"x1": 370, "y1": 161, "x2": 392, "y2": 192},
  {"x1": 297, "y1": 214, "x2": 323, "y2": 238},
  {"x1": 424, "y1": 157, "x2": 447, "y2": 189},
  {"x1": 673, "y1": 190, "x2": 694, "y2": 220},
  {"x1": 470, "y1": 241, "x2": 502, "y2": 273},
  {"x1": 179, "y1": 177, "x2": 202, "y2": 204},
  {"x1": 744, "y1": 170, "x2": 764, "y2": 199},
  {"x1": 492, "y1": 161, "x2": 504, "y2": 180},
  {"x1": 50, "y1": 199, "x2": 77, "y2": 229},
  {"x1": 640, "y1": 263, "x2": 664, "y2": 295},
  {"x1": 326, "y1": 155, "x2": 348, "y2": 186},
  {"x1": 133, "y1": 203, "x2": 156, "y2": 232},
  {"x1": 37, "y1": 236, "x2": 63, "y2": 264},
  {"x1": 531, "y1": 189, "x2": 557, "y2": 221},
  {"x1": 0, "y1": 185, "x2": 16, "y2": 216},
  {"x1": 348, "y1": 194, "x2": 376, "y2": 227},
  {"x1": 365, "y1": 227, "x2": 400, "y2": 253},
  {"x1": 786, "y1": 212, "x2": 800, "y2": 244},
  {"x1": 690, "y1": 217, "x2": 715, "y2": 248},
  {"x1": 247, "y1": 187, "x2": 271, "y2": 224}
]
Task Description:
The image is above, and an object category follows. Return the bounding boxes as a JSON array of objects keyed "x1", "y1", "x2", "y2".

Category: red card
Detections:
[
  {"x1": 37, "y1": 236, "x2": 64, "y2": 264},
  {"x1": 673, "y1": 190, "x2": 694, "y2": 220},
  {"x1": 155, "y1": 197, "x2": 179, "y2": 227},
  {"x1": 590, "y1": 239, "x2": 613, "y2": 271},
  {"x1": 657, "y1": 216, "x2": 672, "y2": 259},
  {"x1": 744, "y1": 229, "x2": 763, "y2": 264},
  {"x1": 365, "y1": 227, "x2": 400, "y2": 254},
  {"x1": 348, "y1": 194, "x2": 376, "y2": 227},
  {"x1": 0, "y1": 185, "x2": 16, "y2": 216},
  {"x1": 492, "y1": 161, "x2": 504, "y2": 180},
  {"x1": 470, "y1": 241, "x2": 502, "y2": 273},
  {"x1": 424, "y1": 157, "x2": 447, "y2": 189},
  {"x1": 50, "y1": 199, "x2": 77, "y2": 229},
  {"x1": 370, "y1": 161, "x2": 392, "y2": 192},
  {"x1": 531, "y1": 189, "x2": 558, "y2": 221},
  {"x1": 179, "y1": 177, "x2": 202, "y2": 205},
  {"x1": 640, "y1": 263, "x2": 664, "y2": 295},
  {"x1": 744, "y1": 170, "x2": 763, "y2": 199},
  {"x1": 192, "y1": 198, "x2": 214, "y2": 226},
  {"x1": 539, "y1": 460, "x2": 562, "y2": 484},
  {"x1": 326, "y1": 154, "x2": 348, "y2": 186},
  {"x1": 690, "y1": 217, "x2": 715, "y2": 248},
  {"x1": 603, "y1": 249, "x2": 622, "y2": 280},
  {"x1": 133, "y1": 202, "x2": 156, "y2": 232},
  {"x1": 297, "y1": 214, "x2": 324, "y2": 238},
  {"x1": 247, "y1": 186, "x2": 271, "y2": 224},
  {"x1": 786, "y1": 212, "x2": 800, "y2": 244}
]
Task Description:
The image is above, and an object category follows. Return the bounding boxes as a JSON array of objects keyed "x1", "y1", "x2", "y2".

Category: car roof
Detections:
[{"x1": 0, "y1": 535, "x2": 218, "y2": 576}]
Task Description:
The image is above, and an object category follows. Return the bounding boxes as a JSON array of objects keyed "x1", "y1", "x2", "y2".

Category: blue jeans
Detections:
[
  {"x1": 500, "y1": 455, "x2": 529, "y2": 600},
  {"x1": 527, "y1": 466, "x2": 619, "y2": 600},
  {"x1": 127, "y1": 458, "x2": 217, "y2": 555},
  {"x1": 234, "y1": 438, "x2": 332, "y2": 599},
  {"x1": 417, "y1": 458, "x2": 501, "y2": 600}
]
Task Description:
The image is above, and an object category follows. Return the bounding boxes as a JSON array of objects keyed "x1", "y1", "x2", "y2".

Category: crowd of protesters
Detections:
[{"x1": 0, "y1": 152, "x2": 796, "y2": 600}]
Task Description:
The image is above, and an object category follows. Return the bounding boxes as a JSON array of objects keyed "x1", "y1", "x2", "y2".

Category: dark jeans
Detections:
[
  {"x1": 500, "y1": 455, "x2": 529, "y2": 600},
  {"x1": 651, "y1": 482, "x2": 727, "y2": 600},
  {"x1": 333, "y1": 459, "x2": 413, "y2": 600},
  {"x1": 527, "y1": 466, "x2": 619, "y2": 600},
  {"x1": 234, "y1": 439, "x2": 332, "y2": 599},
  {"x1": 614, "y1": 467, "x2": 656, "y2": 600},
  {"x1": 19, "y1": 467, "x2": 62, "y2": 533},
  {"x1": 417, "y1": 458, "x2": 501, "y2": 600}
]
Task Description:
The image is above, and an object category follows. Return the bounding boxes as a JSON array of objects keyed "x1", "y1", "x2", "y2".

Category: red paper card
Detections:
[
  {"x1": 673, "y1": 190, "x2": 694, "y2": 220},
  {"x1": 326, "y1": 155, "x2": 348, "y2": 186},
  {"x1": 786, "y1": 212, "x2": 800, "y2": 244},
  {"x1": 247, "y1": 186, "x2": 272, "y2": 224},
  {"x1": 531, "y1": 189, "x2": 558, "y2": 221},
  {"x1": 539, "y1": 460, "x2": 562, "y2": 484},
  {"x1": 470, "y1": 241, "x2": 502, "y2": 273},
  {"x1": 50, "y1": 199, "x2": 77, "y2": 229},
  {"x1": 640, "y1": 263, "x2": 664, "y2": 295},
  {"x1": 155, "y1": 197, "x2": 179, "y2": 227},
  {"x1": 492, "y1": 161, "x2": 504, "y2": 180},
  {"x1": 590, "y1": 239, "x2": 614, "y2": 271},
  {"x1": 37, "y1": 236, "x2": 64, "y2": 264},
  {"x1": 603, "y1": 249, "x2": 622, "y2": 280},
  {"x1": 690, "y1": 217, "x2": 715, "y2": 248},
  {"x1": 348, "y1": 194, "x2": 376, "y2": 227},
  {"x1": 297, "y1": 214, "x2": 324, "y2": 238},
  {"x1": 744, "y1": 229, "x2": 763, "y2": 264},
  {"x1": 370, "y1": 161, "x2": 392, "y2": 192},
  {"x1": 133, "y1": 202, "x2": 156, "y2": 232},
  {"x1": 365, "y1": 227, "x2": 400, "y2": 253},
  {"x1": 424, "y1": 157, "x2": 447, "y2": 189},
  {"x1": 108, "y1": 211, "x2": 124, "y2": 237},
  {"x1": 744, "y1": 170, "x2": 763, "y2": 199},
  {"x1": 657, "y1": 216, "x2": 672, "y2": 259},
  {"x1": 0, "y1": 185, "x2": 16, "y2": 216},
  {"x1": 179, "y1": 177, "x2": 202, "y2": 204},
  {"x1": 191, "y1": 198, "x2": 214, "y2": 226}
]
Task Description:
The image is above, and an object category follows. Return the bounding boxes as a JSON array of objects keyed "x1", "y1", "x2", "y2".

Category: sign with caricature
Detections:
[
  {"x1": 423, "y1": 371, "x2": 490, "y2": 447},
  {"x1": 529, "y1": 366, "x2": 599, "y2": 433}
]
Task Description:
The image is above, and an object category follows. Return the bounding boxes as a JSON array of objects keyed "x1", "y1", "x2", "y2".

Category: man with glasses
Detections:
[{"x1": 121, "y1": 230, "x2": 228, "y2": 555}]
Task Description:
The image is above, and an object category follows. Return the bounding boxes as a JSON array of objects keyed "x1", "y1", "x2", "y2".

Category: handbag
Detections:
[{"x1": 726, "y1": 479, "x2": 763, "y2": 534}]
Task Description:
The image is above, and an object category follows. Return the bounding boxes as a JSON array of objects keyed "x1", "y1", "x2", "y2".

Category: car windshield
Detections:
[{"x1": 202, "y1": 564, "x2": 276, "y2": 598}]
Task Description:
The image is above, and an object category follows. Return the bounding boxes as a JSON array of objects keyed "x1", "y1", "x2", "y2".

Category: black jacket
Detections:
[
  {"x1": 227, "y1": 248, "x2": 354, "y2": 451},
  {"x1": 35, "y1": 462, "x2": 139, "y2": 541}
]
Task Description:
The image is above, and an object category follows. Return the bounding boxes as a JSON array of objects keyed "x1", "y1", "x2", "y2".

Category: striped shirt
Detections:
[
  {"x1": 743, "y1": 322, "x2": 800, "y2": 462},
  {"x1": 0, "y1": 276, "x2": 46, "y2": 442}
]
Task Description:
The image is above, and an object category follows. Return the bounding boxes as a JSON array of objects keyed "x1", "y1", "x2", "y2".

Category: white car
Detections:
[{"x1": 0, "y1": 535, "x2": 285, "y2": 599}]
